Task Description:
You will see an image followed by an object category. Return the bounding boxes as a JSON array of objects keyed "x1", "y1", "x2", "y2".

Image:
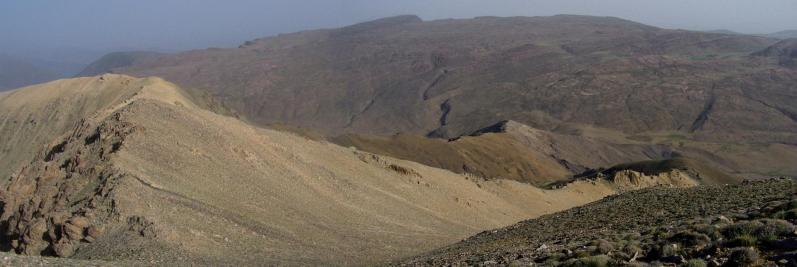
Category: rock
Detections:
[
  {"x1": 20, "y1": 220, "x2": 50, "y2": 255},
  {"x1": 86, "y1": 225, "x2": 103, "y2": 240},
  {"x1": 53, "y1": 240, "x2": 76, "y2": 257},
  {"x1": 63, "y1": 223, "x2": 84, "y2": 241},
  {"x1": 714, "y1": 215, "x2": 733, "y2": 224},
  {"x1": 68, "y1": 216, "x2": 90, "y2": 228},
  {"x1": 536, "y1": 244, "x2": 548, "y2": 251},
  {"x1": 27, "y1": 220, "x2": 48, "y2": 240},
  {"x1": 63, "y1": 216, "x2": 92, "y2": 241}
]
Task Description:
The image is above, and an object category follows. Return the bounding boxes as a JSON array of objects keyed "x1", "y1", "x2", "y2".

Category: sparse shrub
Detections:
[
  {"x1": 746, "y1": 210, "x2": 763, "y2": 219},
  {"x1": 543, "y1": 258, "x2": 561, "y2": 266},
  {"x1": 591, "y1": 239, "x2": 614, "y2": 254},
  {"x1": 623, "y1": 243, "x2": 641, "y2": 256},
  {"x1": 693, "y1": 223, "x2": 722, "y2": 240},
  {"x1": 653, "y1": 229, "x2": 670, "y2": 239},
  {"x1": 713, "y1": 215, "x2": 733, "y2": 225},
  {"x1": 546, "y1": 252, "x2": 566, "y2": 261},
  {"x1": 661, "y1": 243, "x2": 679, "y2": 257},
  {"x1": 540, "y1": 253, "x2": 563, "y2": 266},
  {"x1": 728, "y1": 234, "x2": 757, "y2": 247},
  {"x1": 722, "y1": 221, "x2": 764, "y2": 239},
  {"x1": 625, "y1": 262, "x2": 648, "y2": 267},
  {"x1": 782, "y1": 200, "x2": 797, "y2": 211},
  {"x1": 775, "y1": 208, "x2": 797, "y2": 221},
  {"x1": 624, "y1": 232, "x2": 642, "y2": 240},
  {"x1": 574, "y1": 250, "x2": 591, "y2": 258},
  {"x1": 670, "y1": 231, "x2": 711, "y2": 247},
  {"x1": 754, "y1": 219, "x2": 794, "y2": 241},
  {"x1": 562, "y1": 255, "x2": 610, "y2": 267},
  {"x1": 614, "y1": 251, "x2": 630, "y2": 261},
  {"x1": 647, "y1": 243, "x2": 680, "y2": 259},
  {"x1": 684, "y1": 259, "x2": 707, "y2": 267},
  {"x1": 727, "y1": 247, "x2": 759, "y2": 267}
]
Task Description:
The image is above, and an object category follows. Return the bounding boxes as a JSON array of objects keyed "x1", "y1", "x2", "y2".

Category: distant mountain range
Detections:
[
  {"x1": 0, "y1": 54, "x2": 61, "y2": 91},
  {"x1": 707, "y1": 29, "x2": 797, "y2": 39},
  {"x1": 765, "y1": 29, "x2": 797, "y2": 39},
  {"x1": 0, "y1": 48, "x2": 158, "y2": 91},
  {"x1": 76, "y1": 51, "x2": 162, "y2": 77}
]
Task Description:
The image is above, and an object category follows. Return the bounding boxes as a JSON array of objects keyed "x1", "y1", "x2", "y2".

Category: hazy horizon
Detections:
[{"x1": 2, "y1": 0, "x2": 796, "y2": 64}]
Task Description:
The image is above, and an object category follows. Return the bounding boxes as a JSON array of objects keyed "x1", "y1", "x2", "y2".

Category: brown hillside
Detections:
[
  {"x1": 103, "y1": 15, "x2": 796, "y2": 145},
  {"x1": 332, "y1": 120, "x2": 672, "y2": 186}
]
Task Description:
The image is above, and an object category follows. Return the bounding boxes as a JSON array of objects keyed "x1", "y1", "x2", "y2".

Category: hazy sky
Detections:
[{"x1": 2, "y1": 0, "x2": 796, "y2": 60}]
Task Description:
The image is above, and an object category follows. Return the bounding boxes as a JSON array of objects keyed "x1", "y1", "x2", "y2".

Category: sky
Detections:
[{"x1": 1, "y1": 0, "x2": 796, "y2": 63}]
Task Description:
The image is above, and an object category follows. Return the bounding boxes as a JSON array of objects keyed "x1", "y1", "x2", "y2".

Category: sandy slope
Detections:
[
  {"x1": 0, "y1": 75, "x2": 695, "y2": 265},
  {"x1": 107, "y1": 99, "x2": 621, "y2": 265}
]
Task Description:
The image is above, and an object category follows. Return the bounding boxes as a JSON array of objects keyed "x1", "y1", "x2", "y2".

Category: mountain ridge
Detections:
[{"x1": 0, "y1": 75, "x2": 704, "y2": 265}]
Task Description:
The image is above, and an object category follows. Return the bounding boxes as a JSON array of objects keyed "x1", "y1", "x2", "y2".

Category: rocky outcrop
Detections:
[
  {"x1": 355, "y1": 151, "x2": 423, "y2": 178},
  {"x1": 608, "y1": 169, "x2": 698, "y2": 191},
  {"x1": 0, "y1": 112, "x2": 135, "y2": 256}
]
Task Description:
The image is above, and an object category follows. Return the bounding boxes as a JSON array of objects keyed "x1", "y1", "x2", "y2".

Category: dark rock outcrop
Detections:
[{"x1": 0, "y1": 112, "x2": 135, "y2": 256}]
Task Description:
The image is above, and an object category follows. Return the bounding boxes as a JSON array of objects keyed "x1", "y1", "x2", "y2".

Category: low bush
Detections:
[
  {"x1": 754, "y1": 219, "x2": 794, "y2": 241},
  {"x1": 592, "y1": 239, "x2": 614, "y2": 254},
  {"x1": 670, "y1": 231, "x2": 711, "y2": 247},
  {"x1": 562, "y1": 255, "x2": 610, "y2": 267},
  {"x1": 722, "y1": 221, "x2": 764, "y2": 239},
  {"x1": 727, "y1": 247, "x2": 759, "y2": 267},
  {"x1": 728, "y1": 234, "x2": 757, "y2": 247}
]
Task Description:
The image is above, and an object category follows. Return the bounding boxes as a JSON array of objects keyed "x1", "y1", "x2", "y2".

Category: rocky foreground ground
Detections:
[
  {"x1": 0, "y1": 252, "x2": 116, "y2": 267},
  {"x1": 402, "y1": 178, "x2": 797, "y2": 266}
]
